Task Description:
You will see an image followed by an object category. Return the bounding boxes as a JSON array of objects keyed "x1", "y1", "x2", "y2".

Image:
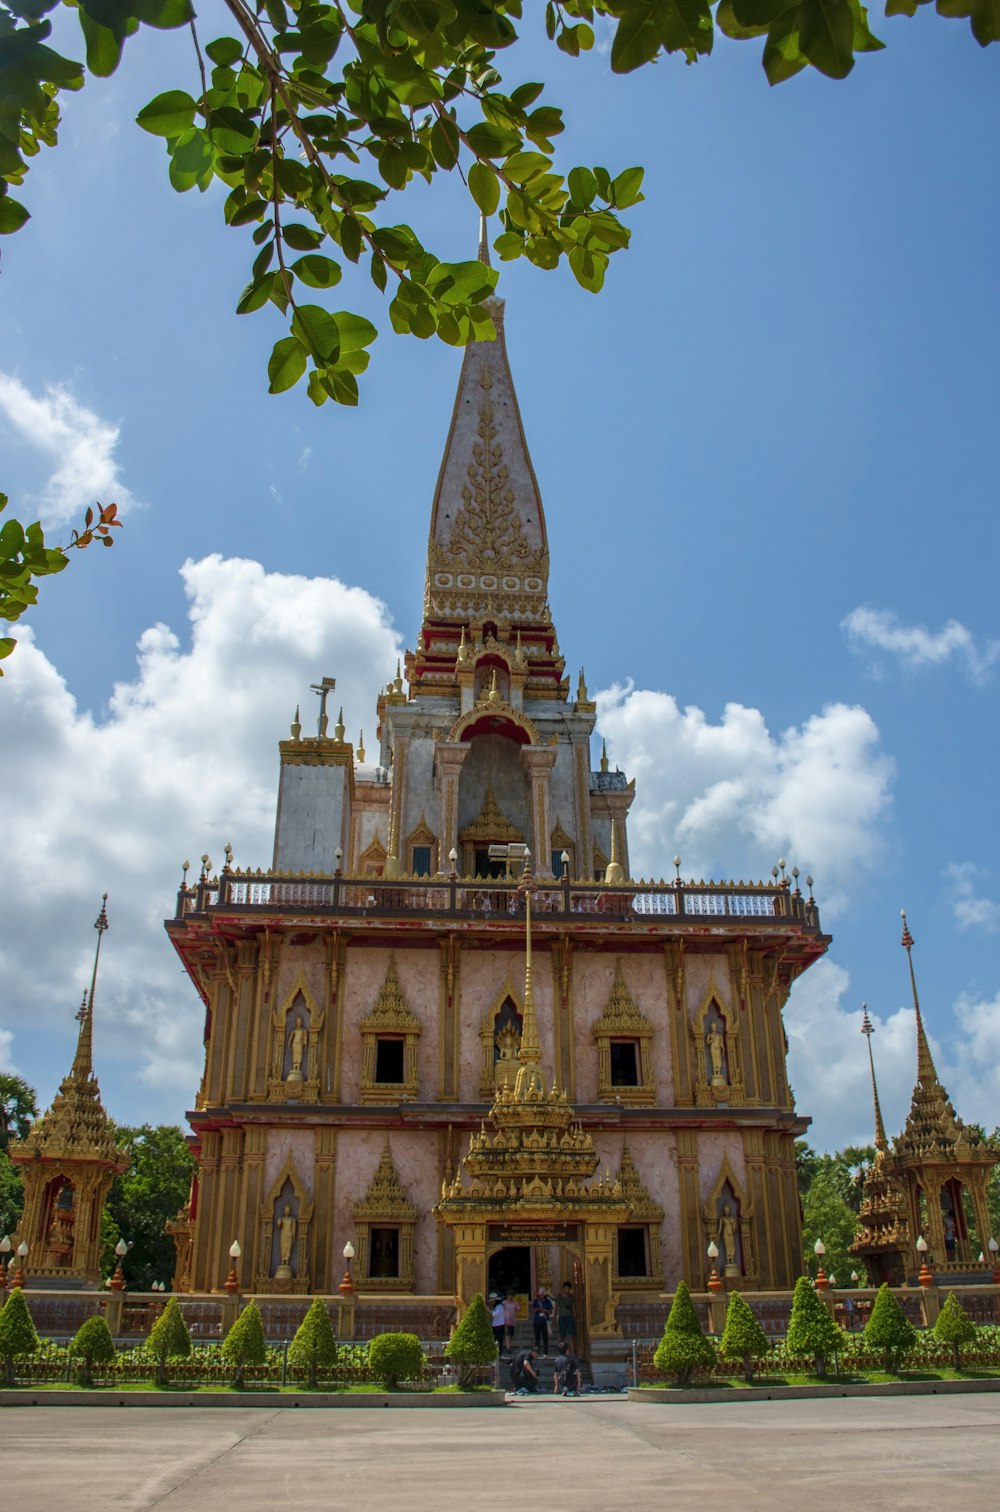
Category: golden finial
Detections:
[
  {"x1": 73, "y1": 894, "x2": 109, "y2": 1080},
  {"x1": 900, "y1": 911, "x2": 939, "y2": 1089},
  {"x1": 485, "y1": 668, "x2": 502, "y2": 707},
  {"x1": 604, "y1": 819, "x2": 625, "y2": 886},
  {"x1": 334, "y1": 706, "x2": 346, "y2": 742},
  {"x1": 478, "y1": 212, "x2": 491, "y2": 267},
  {"x1": 416, "y1": 631, "x2": 425, "y2": 652},
  {"x1": 291, "y1": 705, "x2": 302, "y2": 741},
  {"x1": 457, "y1": 627, "x2": 467, "y2": 663},
  {"x1": 393, "y1": 660, "x2": 403, "y2": 695},
  {"x1": 577, "y1": 667, "x2": 589, "y2": 702},
  {"x1": 357, "y1": 730, "x2": 366, "y2": 763},
  {"x1": 599, "y1": 738, "x2": 609, "y2": 774},
  {"x1": 515, "y1": 629, "x2": 525, "y2": 666},
  {"x1": 860, "y1": 1004, "x2": 888, "y2": 1151}
]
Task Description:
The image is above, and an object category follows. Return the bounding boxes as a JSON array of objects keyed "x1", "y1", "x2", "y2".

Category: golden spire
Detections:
[
  {"x1": 357, "y1": 730, "x2": 366, "y2": 763},
  {"x1": 901, "y1": 911, "x2": 939, "y2": 1088},
  {"x1": 334, "y1": 706, "x2": 346, "y2": 742},
  {"x1": 577, "y1": 667, "x2": 589, "y2": 702},
  {"x1": 457, "y1": 626, "x2": 468, "y2": 663},
  {"x1": 290, "y1": 705, "x2": 301, "y2": 740},
  {"x1": 393, "y1": 660, "x2": 404, "y2": 695},
  {"x1": 604, "y1": 819, "x2": 625, "y2": 887},
  {"x1": 478, "y1": 213, "x2": 491, "y2": 267},
  {"x1": 860, "y1": 1003, "x2": 888, "y2": 1152},
  {"x1": 73, "y1": 894, "x2": 108, "y2": 1080},
  {"x1": 513, "y1": 852, "x2": 544, "y2": 1098},
  {"x1": 599, "y1": 738, "x2": 609, "y2": 774}
]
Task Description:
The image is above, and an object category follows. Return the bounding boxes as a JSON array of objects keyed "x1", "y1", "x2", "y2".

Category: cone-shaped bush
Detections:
[
  {"x1": 223, "y1": 1299, "x2": 266, "y2": 1389},
  {"x1": 445, "y1": 1293, "x2": 497, "y2": 1387},
  {"x1": 864, "y1": 1283, "x2": 918, "y2": 1373},
  {"x1": 785, "y1": 1275, "x2": 843, "y2": 1379},
  {"x1": 70, "y1": 1314, "x2": 116, "y2": 1388},
  {"x1": 368, "y1": 1331, "x2": 424, "y2": 1389},
  {"x1": 147, "y1": 1295, "x2": 191, "y2": 1387},
  {"x1": 288, "y1": 1298, "x2": 337, "y2": 1388},
  {"x1": 653, "y1": 1281, "x2": 716, "y2": 1386},
  {"x1": 0, "y1": 1288, "x2": 38, "y2": 1387},
  {"x1": 934, "y1": 1291, "x2": 977, "y2": 1370},
  {"x1": 719, "y1": 1290, "x2": 770, "y2": 1384}
]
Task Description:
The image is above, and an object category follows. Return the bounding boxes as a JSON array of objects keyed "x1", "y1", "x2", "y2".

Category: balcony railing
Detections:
[{"x1": 175, "y1": 868, "x2": 822, "y2": 930}]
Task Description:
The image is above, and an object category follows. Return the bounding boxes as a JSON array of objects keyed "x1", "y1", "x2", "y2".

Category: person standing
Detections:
[
  {"x1": 491, "y1": 1296, "x2": 506, "y2": 1354},
  {"x1": 503, "y1": 1291, "x2": 518, "y2": 1352},
  {"x1": 531, "y1": 1286, "x2": 553, "y2": 1354},
  {"x1": 557, "y1": 1281, "x2": 577, "y2": 1348}
]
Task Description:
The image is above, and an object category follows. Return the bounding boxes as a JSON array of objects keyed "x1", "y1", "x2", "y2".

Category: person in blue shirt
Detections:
[{"x1": 531, "y1": 1286, "x2": 553, "y2": 1354}]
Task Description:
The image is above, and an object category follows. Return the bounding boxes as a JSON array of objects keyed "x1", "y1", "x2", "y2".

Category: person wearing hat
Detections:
[
  {"x1": 491, "y1": 1295, "x2": 506, "y2": 1353},
  {"x1": 531, "y1": 1285, "x2": 553, "y2": 1354}
]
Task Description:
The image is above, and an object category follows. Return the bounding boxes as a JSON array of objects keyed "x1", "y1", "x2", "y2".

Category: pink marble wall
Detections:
[
  {"x1": 571, "y1": 952, "x2": 673, "y2": 1102},
  {"x1": 332, "y1": 1127, "x2": 442, "y2": 1294}
]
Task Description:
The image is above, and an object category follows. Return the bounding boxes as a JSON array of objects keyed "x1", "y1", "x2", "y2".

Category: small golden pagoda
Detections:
[
  {"x1": 435, "y1": 859, "x2": 630, "y2": 1343},
  {"x1": 10, "y1": 896, "x2": 127, "y2": 1288},
  {"x1": 852, "y1": 914, "x2": 999, "y2": 1284}
]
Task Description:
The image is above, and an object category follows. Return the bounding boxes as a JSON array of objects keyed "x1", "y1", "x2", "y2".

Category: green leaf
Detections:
[
  {"x1": 205, "y1": 36, "x2": 244, "y2": 66},
  {"x1": 732, "y1": 0, "x2": 799, "y2": 24},
  {"x1": 569, "y1": 244, "x2": 608, "y2": 292},
  {"x1": 0, "y1": 197, "x2": 29, "y2": 234},
  {"x1": 207, "y1": 107, "x2": 257, "y2": 155},
  {"x1": 268, "y1": 335, "x2": 308, "y2": 393},
  {"x1": 798, "y1": 0, "x2": 855, "y2": 74},
  {"x1": 509, "y1": 82, "x2": 544, "y2": 109},
  {"x1": 466, "y1": 121, "x2": 522, "y2": 159},
  {"x1": 611, "y1": 1, "x2": 663, "y2": 71},
  {"x1": 168, "y1": 128, "x2": 215, "y2": 193},
  {"x1": 78, "y1": 10, "x2": 125, "y2": 76},
  {"x1": 610, "y1": 166, "x2": 644, "y2": 209},
  {"x1": 332, "y1": 310, "x2": 378, "y2": 351},
  {"x1": 236, "y1": 274, "x2": 274, "y2": 314},
  {"x1": 970, "y1": 0, "x2": 1000, "y2": 42},
  {"x1": 136, "y1": 90, "x2": 197, "y2": 138},
  {"x1": 468, "y1": 160, "x2": 500, "y2": 214},
  {"x1": 341, "y1": 215, "x2": 363, "y2": 262},
  {"x1": 132, "y1": 0, "x2": 194, "y2": 26},
  {"x1": 504, "y1": 151, "x2": 550, "y2": 184},
  {"x1": 292, "y1": 254, "x2": 342, "y2": 288},
  {"x1": 763, "y1": 6, "x2": 808, "y2": 81},
  {"x1": 568, "y1": 166, "x2": 598, "y2": 209},
  {"x1": 292, "y1": 303, "x2": 341, "y2": 363},
  {"x1": 282, "y1": 222, "x2": 323, "y2": 251},
  {"x1": 370, "y1": 252, "x2": 388, "y2": 292},
  {"x1": 430, "y1": 115, "x2": 460, "y2": 169}
]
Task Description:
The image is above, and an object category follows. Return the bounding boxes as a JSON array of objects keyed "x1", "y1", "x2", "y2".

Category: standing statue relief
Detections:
[
  {"x1": 287, "y1": 1015, "x2": 308, "y2": 1083},
  {"x1": 275, "y1": 1202, "x2": 297, "y2": 1277},
  {"x1": 706, "y1": 1022, "x2": 727, "y2": 1086}
]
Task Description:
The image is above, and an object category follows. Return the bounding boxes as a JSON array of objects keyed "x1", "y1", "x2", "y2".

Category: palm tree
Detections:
[{"x1": 0, "y1": 1076, "x2": 38, "y2": 1150}]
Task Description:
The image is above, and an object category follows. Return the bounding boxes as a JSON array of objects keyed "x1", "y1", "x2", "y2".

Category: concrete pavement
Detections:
[{"x1": 2, "y1": 1394, "x2": 996, "y2": 1510}]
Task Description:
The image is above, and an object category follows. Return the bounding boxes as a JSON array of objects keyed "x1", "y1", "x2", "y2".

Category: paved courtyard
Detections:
[{"x1": 2, "y1": 1395, "x2": 997, "y2": 1511}]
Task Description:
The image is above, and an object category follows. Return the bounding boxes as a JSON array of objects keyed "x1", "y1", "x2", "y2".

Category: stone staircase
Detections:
[{"x1": 502, "y1": 1320, "x2": 591, "y2": 1393}]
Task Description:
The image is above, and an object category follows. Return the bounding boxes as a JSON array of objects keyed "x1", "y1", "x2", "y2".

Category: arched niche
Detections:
[
  {"x1": 702, "y1": 1158, "x2": 756, "y2": 1285},
  {"x1": 690, "y1": 983, "x2": 744, "y2": 1107},
  {"x1": 268, "y1": 971, "x2": 324, "y2": 1103},
  {"x1": 257, "y1": 1158, "x2": 314, "y2": 1294},
  {"x1": 479, "y1": 978, "x2": 524, "y2": 1097}
]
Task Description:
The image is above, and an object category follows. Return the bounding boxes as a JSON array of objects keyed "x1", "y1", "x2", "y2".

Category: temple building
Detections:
[
  {"x1": 851, "y1": 915, "x2": 1000, "y2": 1287},
  {"x1": 166, "y1": 257, "x2": 831, "y2": 1339}
]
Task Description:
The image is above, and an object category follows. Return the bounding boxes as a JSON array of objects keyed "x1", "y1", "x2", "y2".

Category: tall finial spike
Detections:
[
  {"x1": 600, "y1": 738, "x2": 609, "y2": 774},
  {"x1": 291, "y1": 704, "x2": 302, "y2": 741},
  {"x1": 357, "y1": 729, "x2": 366, "y2": 763},
  {"x1": 73, "y1": 894, "x2": 108, "y2": 1079},
  {"x1": 478, "y1": 213, "x2": 491, "y2": 267},
  {"x1": 334, "y1": 706, "x2": 346, "y2": 742},
  {"x1": 518, "y1": 857, "x2": 542, "y2": 1070},
  {"x1": 900, "y1": 910, "x2": 939, "y2": 1088},
  {"x1": 604, "y1": 818, "x2": 625, "y2": 886},
  {"x1": 860, "y1": 1004, "x2": 888, "y2": 1151}
]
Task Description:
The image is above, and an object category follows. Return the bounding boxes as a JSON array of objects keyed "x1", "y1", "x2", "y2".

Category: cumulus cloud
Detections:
[
  {"x1": 596, "y1": 686, "x2": 894, "y2": 913},
  {"x1": 842, "y1": 606, "x2": 1000, "y2": 685},
  {"x1": 2, "y1": 555, "x2": 401, "y2": 1120},
  {"x1": 0, "y1": 371, "x2": 135, "y2": 526},
  {"x1": 0, "y1": 1028, "x2": 18, "y2": 1075},
  {"x1": 946, "y1": 861, "x2": 1000, "y2": 933}
]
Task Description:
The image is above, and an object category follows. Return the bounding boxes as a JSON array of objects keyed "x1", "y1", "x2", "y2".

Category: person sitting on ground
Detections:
[
  {"x1": 509, "y1": 1347, "x2": 539, "y2": 1394},
  {"x1": 553, "y1": 1348, "x2": 582, "y2": 1396}
]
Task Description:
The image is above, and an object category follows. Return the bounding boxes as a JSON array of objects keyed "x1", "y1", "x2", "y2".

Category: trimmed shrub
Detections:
[
  {"x1": 0, "y1": 1288, "x2": 38, "y2": 1386},
  {"x1": 864, "y1": 1283, "x2": 918, "y2": 1373},
  {"x1": 222, "y1": 1300, "x2": 266, "y2": 1389},
  {"x1": 368, "y1": 1331, "x2": 424, "y2": 1390},
  {"x1": 70, "y1": 1314, "x2": 116, "y2": 1388},
  {"x1": 445, "y1": 1293, "x2": 497, "y2": 1388},
  {"x1": 785, "y1": 1275, "x2": 843, "y2": 1379},
  {"x1": 653, "y1": 1281, "x2": 716, "y2": 1386},
  {"x1": 719, "y1": 1290, "x2": 770, "y2": 1384},
  {"x1": 147, "y1": 1295, "x2": 192, "y2": 1387},
  {"x1": 934, "y1": 1291, "x2": 977, "y2": 1370},
  {"x1": 288, "y1": 1298, "x2": 337, "y2": 1388}
]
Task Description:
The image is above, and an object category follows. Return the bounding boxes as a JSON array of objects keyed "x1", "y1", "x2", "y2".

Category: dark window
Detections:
[
  {"x1": 370, "y1": 1227, "x2": 400, "y2": 1278},
  {"x1": 617, "y1": 1227, "x2": 648, "y2": 1278},
  {"x1": 474, "y1": 846, "x2": 506, "y2": 879},
  {"x1": 610, "y1": 1040, "x2": 639, "y2": 1087},
  {"x1": 412, "y1": 845, "x2": 432, "y2": 877},
  {"x1": 375, "y1": 1038, "x2": 404, "y2": 1083}
]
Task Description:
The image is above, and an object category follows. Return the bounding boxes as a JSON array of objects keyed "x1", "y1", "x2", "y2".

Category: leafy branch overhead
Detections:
[{"x1": 2, "y1": 0, "x2": 993, "y2": 416}]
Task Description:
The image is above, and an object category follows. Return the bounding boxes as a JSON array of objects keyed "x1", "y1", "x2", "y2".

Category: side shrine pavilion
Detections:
[{"x1": 165, "y1": 252, "x2": 832, "y2": 1351}]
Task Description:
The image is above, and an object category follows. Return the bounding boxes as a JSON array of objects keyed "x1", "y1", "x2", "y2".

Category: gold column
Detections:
[
  {"x1": 217, "y1": 1126, "x2": 245, "y2": 1290},
  {"x1": 552, "y1": 937, "x2": 575, "y2": 1097},
  {"x1": 313, "y1": 1126, "x2": 336, "y2": 1292},
  {"x1": 203, "y1": 970, "x2": 231, "y2": 1106},
  {"x1": 438, "y1": 935, "x2": 460, "y2": 1100},
  {"x1": 743, "y1": 1129, "x2": 770, "y2": 1286},
  {"x1": 240, "y1": 1125, "x2": 266, "y2": 1284},
  {"x1": 521, "y1": 745, "x2": 557, "y2": 875},
  {"x1": 665, "y1": 942, "x2": 692, "y2": 1106},
  {"x1": 434, "y1": 743, "x2": 470, "y2": 867},
  {"x1": 330, "y1": 932, "x2": 347, "y2": 1103},
  {"x1": 675, "y1": 1130, "x2": 702, "y2": 1284},
  {"x1": 228, "y1": 940, "x2": 258, "y2": 1102},
  {"x1": 573, "y1": 742, "x2": 593, "y2": 876},
  {"x1": 191, "y1": 1131, "x2": 221, "y2": 1290}
]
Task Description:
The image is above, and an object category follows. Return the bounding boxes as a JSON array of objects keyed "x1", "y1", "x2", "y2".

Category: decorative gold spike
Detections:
[
  {"x1": 291, "y1": 705, "x2": 302, "y2": 740},
  {"x1": 357, "y1": 730, "x2": 366, "y2": 763},
  {"x1": 600, "y1": 738, "x2": 609, "y2": 774},
  {"x1": 333, "y1": 706, "x2": 346, "y2": 742}
]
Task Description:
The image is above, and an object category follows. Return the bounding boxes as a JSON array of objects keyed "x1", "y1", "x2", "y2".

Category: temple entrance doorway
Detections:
[{"x1": 488, "y1": 1245, "x2": 531, "y2": 1300}]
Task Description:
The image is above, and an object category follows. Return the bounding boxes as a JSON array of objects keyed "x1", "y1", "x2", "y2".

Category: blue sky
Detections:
[{"x1": 1, "y1": 9, "x2": 998, "y2": 1153}]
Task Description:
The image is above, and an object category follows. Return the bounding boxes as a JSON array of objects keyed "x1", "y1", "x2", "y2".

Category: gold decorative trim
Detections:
[
  {"x1": 267, "y1": 970, "x2": 324, "y2": 1104},
  {"x1": 352, "y1": 1141, "x2": 418, "y2": 1290},
  {"x1": 592, "y1": 959, "x2": 655, "y2": 1105},
  {"x1": 359, "y1": 956, "x2": 422, "y2": 1104},
  {"x1": 690, "y1": 981, "x2": 745, "y2": 1107}
]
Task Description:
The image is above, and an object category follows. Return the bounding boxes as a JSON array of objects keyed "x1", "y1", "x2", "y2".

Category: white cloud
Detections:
[
  {"x1": 0, "y1": 1028, "x2": 18, "y2": 1075},
  {"x1": 946, "y1": 861, "x2": 1000, "y2": 933},
  {"x1": 0, "y1": 371, "x2": 135, "y2": 527},
  {"x1": 597, "y1": 686, "x2": 894, "y2": 914},
  {"x1": 842, "y1": 606, "x2": 1000, "y2": 685},
  {"x1": 1, "y1": 555, "x2": 402, "y2": 1119}
]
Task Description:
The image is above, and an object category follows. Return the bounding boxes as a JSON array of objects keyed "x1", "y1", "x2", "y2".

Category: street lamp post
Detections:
[
  {"x1": 0, "y1": 1236, "x2": 10, "y2": 1292},
  {"x1": 12, "y1": 1241, "x2": 28, "y2": 1289},
  {"x1": 916, "y1": 1235, "x2": 934, "y2": 1287},
  {"x1": 340, "y1": 1240, "x2": 356, "y2": 1295},
  {"x1": 988, "y1": 1236, "x2": 1000, "y2": 1285},
  {"x1": 813, "y1": 1239, "x2": 829, "y2": 1290},
  {"x1": 110, "y1": 1238, "x2": 128, "y2": 1292},
  {"x1": 225, "y1": 1240, "x2": 242, "y2": 1295},
  {"x1": 706, "y1": 1240, "x2": 723, "y2": 1293}
]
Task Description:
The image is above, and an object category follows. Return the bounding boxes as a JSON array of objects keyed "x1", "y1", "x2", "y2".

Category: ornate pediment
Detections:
[
  {"x1": 459, "y1": 787, "x2": 522, "y2": 844},
  {"x1": 352, "y1": 1143, "x2": 418, "y2": 1222},
  {"x1": 592, "y1": 960, "x2": 653, "y2": 1040},
  {"x1": 617, "y1": 1144, "x2": 663, "y2": 1223},
  {"x1": 360, "y1": 957, "x2": 422, "y2": 1035}
]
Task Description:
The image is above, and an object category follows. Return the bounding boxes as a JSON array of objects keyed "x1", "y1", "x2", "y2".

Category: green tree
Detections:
[
  {"x1": 863, "y1": 1283, "x2": 917, "y2": 1373},
  {"x1": 785, "y1": 1274, "x2": 843, "y2": 1378},
  {"x1": 103, "y1": 1124, "x2": 194, "y2": 1291},
  {"x1": 934, "y1": 1291, "x2": 977, "y2": 1370},
  {"x1": 444, "y1": 1293, "x2": 497, "y2": 1387},
  {"x1": 719, "y1": 1290, "x2": 770, "y2": 1384},
  {"x1": 147, "y1": 1293, "x2": 191, "y2": 1387},
  {"x1": 288, "y1": 1297, "x2": 337, "y2": 1387},
  {"x1": 70, "y1": 1314, "x2": 116, "y2": 1388},
  {"x1": 0, "y1": 1153, "x2": 24, "y2": 1241},
  {"x1": 0, "y1": 1287, "x2": 39, "y2": 1386},
  {"x1": 222, "y1": 1299, "x2": 266, "y2": 1388},
  {"x1": 652, "y1": 1280, "x2": 716, "y2": 1386},
  {"x1": 801, "y1": 1169, "x2": 860, "y2": 1283},
  {"x1": 0, "y1": 1074, "x2": 37, "y2": 1150},
  {"x1": 368, "y1": 1331, "x2": 424, "y2": 1390}
]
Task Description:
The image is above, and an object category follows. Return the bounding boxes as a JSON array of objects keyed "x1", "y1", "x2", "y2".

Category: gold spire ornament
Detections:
[
  {"x1": 860, "y1": 1004, "x2": 888, "y2": 1151},
  {"x1": 600, "y1": 738, "x2": 609, "y2": 774},
  {"x1": 291, "y1": 705, "x2": 302, "y2": 741},
  {"x1": 604, "y1": 820, "x2": 625, "y2": 887},
  {"x1": 357, "y1": 730, "x2": 366, "y2": 763}
]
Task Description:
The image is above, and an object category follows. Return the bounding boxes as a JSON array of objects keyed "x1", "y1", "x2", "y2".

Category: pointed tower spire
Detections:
[
  {"x1": 901, "y1": 910, "x2": 939, "y2": 1088},
  {"x1": 860, "y1": 1003, "x2": 888, "y2": 1151},
  {"x1": 604, "y1": 819, "x2": 625, "y2": 887},
  {"x1": 477, "y1": 213, "x2": 491, "y2": 267},
  {"x1": 600, "y1": 738, "x2": 609, "y2": 774},
  {"x1": 73, "y1": 893, "x2": 108, "y2": 1080}
]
